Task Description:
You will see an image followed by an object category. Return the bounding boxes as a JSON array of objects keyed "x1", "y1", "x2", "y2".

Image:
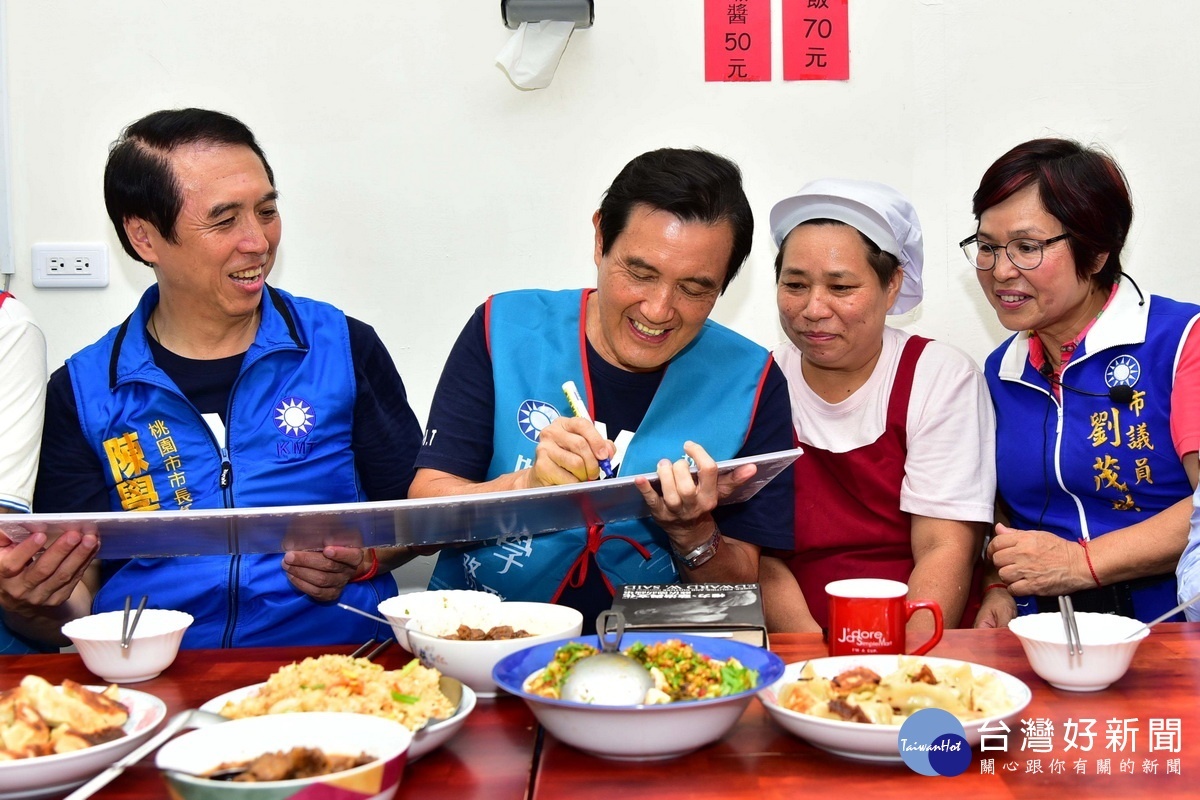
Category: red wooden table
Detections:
[
  {"x1": 532, "y1": 625, "x2": 1200, "y2": 799},
  {"x1": 4, "y1": 625, "x2": 1198, "y2": 799},
  {"x1": 0, "y1": 644, "x2": 538, "y2": 800}
]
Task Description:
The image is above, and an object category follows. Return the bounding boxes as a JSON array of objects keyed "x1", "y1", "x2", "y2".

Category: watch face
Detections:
[{"x1": 674, "y1": 530, "x2": 721, "y2": 569}]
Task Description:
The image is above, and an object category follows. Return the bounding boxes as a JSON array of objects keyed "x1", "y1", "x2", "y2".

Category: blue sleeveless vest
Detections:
[
  {"x1": 66, "y1": 285, "x2": 396, "y2": 648},
  {"x1": 429, "y1": 288, "x2": 769, "y2": 601},
  {"x1": 987, "y1": 283, "x2": 1200, "y2": 622}
]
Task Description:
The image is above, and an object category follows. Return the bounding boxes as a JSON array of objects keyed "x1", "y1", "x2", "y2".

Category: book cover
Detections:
[{"x1": 612, "y1": 583, "x2": 768, "y2": 648}]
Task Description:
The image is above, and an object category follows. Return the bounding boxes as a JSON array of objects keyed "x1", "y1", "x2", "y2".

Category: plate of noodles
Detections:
[
  {"x1": 199, "y1": 654, "x2": 474, "y2": 761},
  {"x1": 758, "y1": 655, "x2": 1031, "y2": 762}
]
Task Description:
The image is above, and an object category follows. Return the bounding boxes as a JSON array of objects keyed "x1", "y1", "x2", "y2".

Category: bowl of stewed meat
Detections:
[{"x1": 403, "y1": 601, "x2": 584, "y2": 697}]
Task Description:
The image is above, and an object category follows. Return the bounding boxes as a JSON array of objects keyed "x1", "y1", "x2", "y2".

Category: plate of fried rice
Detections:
[{"x1": 200, "y1": 654, "x2": 474, "y2": 760}]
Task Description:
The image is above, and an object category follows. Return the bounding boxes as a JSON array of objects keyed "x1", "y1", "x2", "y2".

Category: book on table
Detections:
[{"x1": 611, "y1": 583, "x2": 768, "y2": 648}]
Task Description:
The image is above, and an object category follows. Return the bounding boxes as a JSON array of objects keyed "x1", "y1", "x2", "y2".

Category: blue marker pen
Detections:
[{"x1": 561, "y1": 380, "x2": 615, "y2": 479}]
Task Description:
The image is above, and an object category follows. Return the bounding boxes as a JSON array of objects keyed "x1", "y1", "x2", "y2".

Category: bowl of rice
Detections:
[
  {"x1": 378, "y1": 590, "x2": 501, "y2": 652},
  {"x1": 405, "y1": 601, "x2": 584, "y2": 697}
]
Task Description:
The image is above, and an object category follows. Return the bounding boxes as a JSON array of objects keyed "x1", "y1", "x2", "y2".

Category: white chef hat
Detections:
[{"x1": 769, "y1": 178, "x2": 924, "y2": 315}]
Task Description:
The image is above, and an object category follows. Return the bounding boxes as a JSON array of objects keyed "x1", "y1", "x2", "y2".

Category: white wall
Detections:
[{"x1": 6, "y1": 1, "x2": 1200, "y2": 587}]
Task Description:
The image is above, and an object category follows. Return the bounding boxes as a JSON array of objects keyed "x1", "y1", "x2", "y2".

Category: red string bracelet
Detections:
[
  {"x1": 983, "y1": 582, "x2": 1009, "y2": 594},
  {"x1": 352, "y1": 548, "x2": 379, "y2": 583},
  {"x1": 1076, "y1": 538, "x2": 1102, "y2": 588}
]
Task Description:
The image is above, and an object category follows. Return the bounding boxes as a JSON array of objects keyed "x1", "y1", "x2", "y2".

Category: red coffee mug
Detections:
[{"x1": 826, "y1": 578, "x2": 943, "y2": 656}]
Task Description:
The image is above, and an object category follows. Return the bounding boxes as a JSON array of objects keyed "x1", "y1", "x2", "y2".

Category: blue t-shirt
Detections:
[{"x1": 415, "y1": 304, "x2": 794, "y2": 622}]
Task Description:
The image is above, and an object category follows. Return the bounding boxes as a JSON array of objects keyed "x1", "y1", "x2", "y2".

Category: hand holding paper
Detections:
[
  {"x1": 0, "y1": 529, "x2": 97, "y2": 611},
  {"x1": 635, "y1": 440, "x2": 757, "y2": 545},
  {"x1": 281, "y1": 545, "x2": 363, "y2": 602}
]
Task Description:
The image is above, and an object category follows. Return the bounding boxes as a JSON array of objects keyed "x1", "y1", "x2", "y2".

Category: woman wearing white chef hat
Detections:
[{"x1": 759, "y1": 179, "x2": 995, "y2": 633}]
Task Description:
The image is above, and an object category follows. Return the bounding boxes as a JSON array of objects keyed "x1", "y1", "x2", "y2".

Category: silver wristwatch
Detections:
[{"x1": 671, "y1": 527, "x2": 722, "y2": 570}]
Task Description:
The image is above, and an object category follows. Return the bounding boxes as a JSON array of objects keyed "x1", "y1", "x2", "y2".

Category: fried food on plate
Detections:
[{"x1": 0, "y1": 676, "x2": 128, "y2": 760}]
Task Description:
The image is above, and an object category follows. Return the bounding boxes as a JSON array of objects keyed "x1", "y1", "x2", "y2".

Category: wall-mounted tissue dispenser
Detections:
[{"x1": 501, "y1": 0, "x2": 594, "y2": 29}]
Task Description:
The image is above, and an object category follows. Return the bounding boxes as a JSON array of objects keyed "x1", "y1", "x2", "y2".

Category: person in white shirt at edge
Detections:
[
  {"x1": 1178, "y1": 484, "x2": 1200, "y2": 619},
  {"x1": 758, "y1": 179, "x2": 996, "y2": 634},
  {"x1": 0, "y1": 291, "x2": 49, "y2": 653}
]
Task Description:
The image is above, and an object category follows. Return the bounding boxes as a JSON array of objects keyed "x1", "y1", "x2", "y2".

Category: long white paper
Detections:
[{"x1": 0, "y1": 449, "x2": 801, "y2": 558}]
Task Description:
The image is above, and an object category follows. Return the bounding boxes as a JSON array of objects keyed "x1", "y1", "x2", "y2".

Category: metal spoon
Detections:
[
  {"x1": 65, "y1": 709, "x2": 229, "y2": 799},
  {"x1": 337, "y1": 602, "x2": 393, "y2": 627},
  {"x1": 559, "y1": 610, "x2": 653, "y2": 705},
  {"x1": 1124, "y1": 589, "x2": 1200, "y2": 639},
  {"x1": 415, "y1": 675, "x2": 464, "y2": 732}
]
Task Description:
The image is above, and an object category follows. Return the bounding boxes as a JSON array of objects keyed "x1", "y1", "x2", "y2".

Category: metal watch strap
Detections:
[{"x1": 671, "y1": 527, "x2": 721, "y2": 570}]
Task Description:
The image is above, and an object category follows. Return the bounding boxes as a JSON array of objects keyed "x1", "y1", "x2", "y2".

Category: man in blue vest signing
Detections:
[
  {"x1": 410, "y1": 148, "x2": 794, "y2": 629},
  {"x1": 7, "y1": 109, "x2": 422, "y2": 649}
]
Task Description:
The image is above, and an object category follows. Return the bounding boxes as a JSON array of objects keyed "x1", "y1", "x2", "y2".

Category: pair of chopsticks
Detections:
[
  {"x1": 339, "y1": 603, "x2": 395, "y2": 660},
  {"x1": 1058, "y1": 595, "x2": 1083, "y2": 656},
  {"x1": 349, "y1": 636, "x2": 394, "y2": 661},
  {"x1": 121, "y1": 595, "x2": 148, "y2": 649}
]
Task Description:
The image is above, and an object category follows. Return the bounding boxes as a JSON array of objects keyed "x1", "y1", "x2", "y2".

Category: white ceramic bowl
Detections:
[
  {"x1": 0, "y1": 685, "x2": 167, "y2": 798},
  {"x1": 156, "y1": 712, "x2": 413, "y2": 800},
  {"x1": 1008, "y1": 611, "x2": 1148, "y2": 691},
  {"x1": 405, "y1": 601, "x2": 584, "y2": 697},
  {"x1": 378, "y1": 590, "x2": 501, "y2": 652},
  {"x1": 492, "y1": 632, "x2": 785, "y2": 760},
  {"x1": 759, "y1": 655, "x2": 1032, "y2": 762},
  {"x1": 200, "y1": 680, "x2": 477, "y2": 761},
  {"x1": 61, "y1": 609, "x2": 194, "y2": 683}
]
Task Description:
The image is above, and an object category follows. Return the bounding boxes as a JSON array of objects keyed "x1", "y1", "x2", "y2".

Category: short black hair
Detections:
[
  {"x1": 596, "y1": 148, "x2": 753, "y2": 292},
  {"x1": 104, "y1": 108, "x2": 274, "y2": 265}
]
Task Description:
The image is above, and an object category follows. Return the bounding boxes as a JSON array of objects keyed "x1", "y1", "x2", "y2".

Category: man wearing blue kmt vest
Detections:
[
  {"x1": 10, "y1": 109, "x2": 422, "y2": 650},
  {"x1": 411, "y1": 148, "x2": 794, "y2": 630}
]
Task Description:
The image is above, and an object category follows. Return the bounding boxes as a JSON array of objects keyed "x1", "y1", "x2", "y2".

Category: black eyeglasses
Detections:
[{"x1": 959, "y1": 233, "x2": 1071, "y2": 271}]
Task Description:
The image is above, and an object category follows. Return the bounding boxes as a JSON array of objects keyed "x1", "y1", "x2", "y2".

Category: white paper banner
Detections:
[{"x1": 0, "y1": 449, "x2": 802, "y2": 558}]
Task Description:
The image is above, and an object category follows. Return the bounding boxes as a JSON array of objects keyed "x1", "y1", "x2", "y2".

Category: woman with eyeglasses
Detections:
[{"x1": 968, "y1": 138, "x2": 1200, "y2": 628}]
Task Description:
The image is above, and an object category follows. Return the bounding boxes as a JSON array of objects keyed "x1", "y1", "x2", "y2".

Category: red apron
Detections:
[{"x1": 785, "y1": 336, "x2": 930, "y2": 629}]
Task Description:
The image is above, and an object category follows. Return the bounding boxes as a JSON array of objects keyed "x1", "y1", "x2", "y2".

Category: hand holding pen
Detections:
[
  {"x1": 561, "y1": 381, "x2": 616, "y2": 479},
  {"x1": 513, "y1": 381, "x2": 617, "y2": 488}
]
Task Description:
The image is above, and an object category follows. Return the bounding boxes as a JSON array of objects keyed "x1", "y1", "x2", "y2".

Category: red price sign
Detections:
[
  {"x1": 783, "y1": 0, "x2": 850, "y2": 81},
  {"x1": 704, "y1": 0, "x2": 771, "y2": 82}
]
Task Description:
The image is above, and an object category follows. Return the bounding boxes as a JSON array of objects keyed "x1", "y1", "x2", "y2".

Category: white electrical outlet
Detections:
[{"x1": 32, "y1": 242, "x2": 109, "y2": 288}]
